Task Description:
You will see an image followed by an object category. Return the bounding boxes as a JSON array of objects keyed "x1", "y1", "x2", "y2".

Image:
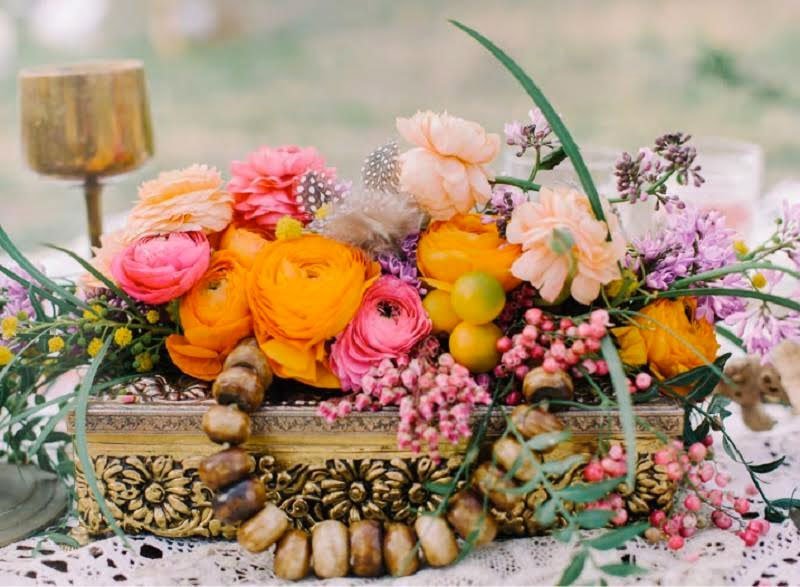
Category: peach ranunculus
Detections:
[
  {"x1": 396, "y1": 111, "x2": 500, "y2": 221},
  {"x1": 165, "y1": 251, "x2": 252, "y2": 380},
  {"x1": 126, "y1": 164, "x2": 233, "y2": 238},
  {"x1": 80, "y1": 229, "x2": 132, "y2": 291},
  {"x1": 612, "y1": 297, "x2": 719, "y2": 386},
  {"x1": 228, "y1": 145, "x2": 331, "y2": 236},
  {"x1": 247, "y1": 234, "x2": 380, "y2": 387},
  {"x1": 417, "y1": 213, "x2": 521, "y2": 292},
  {"x1": 218, "y1": 225, "x2": 269, "y2": 268},
  {"x1": 111, "y1": 231, "x2": 210, "y2": 305},
  {"x1": 330, "y1": 276, "x2": 432, "y2": 391},
  {"x1": 506, "y1": 185, "x2": 626, "y2": 305}
]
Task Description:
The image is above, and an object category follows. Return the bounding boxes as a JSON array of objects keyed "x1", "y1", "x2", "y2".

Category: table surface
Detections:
[{"x1": 0, "y1": 402, "x2": 798, "y2": 586}]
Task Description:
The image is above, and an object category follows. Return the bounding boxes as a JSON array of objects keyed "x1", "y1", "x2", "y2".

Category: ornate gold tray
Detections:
[{"x1": 69, "y1": 377, "x2": 683, "y2": 540}]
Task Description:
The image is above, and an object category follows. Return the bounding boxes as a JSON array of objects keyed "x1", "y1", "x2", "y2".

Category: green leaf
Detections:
[
  {"x1": 765, "y1": 506, "x2": 787, "y2": 523},
  {"x1": 450, "y1": 20, "x2": 607, "y2": 226},
  {"x1": 749, "y1": 456, "x2": 786, "y2": 474},
  {"x1": 600, "y1": 336, "x2": 637, "y2": 488},
  {"x1": 541, "y1": 454, "x2": 586, "y2": 477},
  {"x1": 576, "y1": 509, "x2": 615, "y2": 529},
  {"x1": 771, "y1": 497, "x2": 800, "y2": 509},
  {"x1": 687, "y1": 354, "x2": 731, "y2": 402},
  {"x1": 45, "y1": 532, "x2": 80, "y2": 549},
  {"x1": 73, "y1": 337, "x2": 130, "y2": 547},
  {"x1": 586, "y1": 521, "x2": 649, "y2": 550},
  {"x1": 424, "y1": 481, "x2": 453, "y2": 495},
  {"x1": 552, "y1": 527, "x2": 574, "y2": 543},
  {"x1": 644, "y1": 287, "x2": 800, "y2": 314},
  {"x1": 558, "y1": 476, "x2": 623, "y2": 503},
  {"x1": 598, "y1": 563, "x2": 648, "y2": 577},
  {"x1": 535, "y1": 499, "x2": 557, "y2": 526},
  {"x1": 722, "y1": 436, "x2": 738, "y2": 462},
  {"x1": 716, "y1": 325, "x2": 746, "y2": 351},
  {"x1": 538, "y1": 147, "x2": 567, "y2": 171},
  {"x1": 526, "y1": 430, "x2": 572, "y2": 452},
  {"x1": 27, "y1": 400, "x2": 74, "y2": 457},
  {"x1": 493, "y1": 175, "x2": 541, "y2": 192},
  {"x1": 708, "y1": 394, "x2": 732, "y2": 417},
  {"x1": 557, "y1": 549, "x2": 587, "y2": 586}
]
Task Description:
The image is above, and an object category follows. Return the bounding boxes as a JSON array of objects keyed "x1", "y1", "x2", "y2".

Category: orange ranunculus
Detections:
[
  {"x1": 417, "y1": 213, "x2": 522, "y2": 292},
  {"x1": 612, "y1": 297, "x2": 719, "y2": 387},
  {"x1": 166, "y1": 251, "x2": 253, "y2": 380},
  {"x1": 219, "y1": 225, "x2": 269, "y2": 268},
  {"x1": 247, "y1": 234, "x2": 380, "y2": 388}
]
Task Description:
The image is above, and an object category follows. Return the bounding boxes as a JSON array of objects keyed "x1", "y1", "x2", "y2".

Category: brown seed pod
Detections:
[
  {"x1": 383, "y1": 523, "x2": 420, "y2": 577},
  {"x1": 311, "y1": 520, "x2": 350, "y2": 578},
  {"x1": 472, "y1": 462, "x2": 522, "y2": 511},
  {"x1": 446, "y1": 489, "x2": 497, "y2": 546},
  {"x1": 414, "y1": 514, "x2": 459, "y2": 567},
  {"x1": 198, "y1": 447, "x2": 254, "y2": 491},
  {"x1": 202, "y1": 405, "x2": 252, "y2": 445},
  {"x1": 212, "y1": 366, "x2": 265, "y2": 412},
  {"x1": 522, "y1": 367, "x2": 573, "y2": 405},
  {"x1": 492, "y1": 437, "x2": 538, "y2": 482},
  {"x1": 212, "y1": 477, "x2": 266, "y2": 524},
  {"x1": 223, "y1": 337, "x2": 273, "y2": 389},
  {"x1": 349, "y1": 519, "x2": 384, "y2": 577},
  {"x1": 510, "y1": 405, "x2": 564, "y2": 440},
  {"x1": 274, "y1": 529, "x2": 311, "y2": 581},
  {"x1": 237, "y1": 502, "x2": 290, "y2": 553}
]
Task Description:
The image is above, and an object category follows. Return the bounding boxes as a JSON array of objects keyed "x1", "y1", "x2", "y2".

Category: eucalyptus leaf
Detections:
[
  {"x1": 535, "y1": 499, "x2": 557, "y2": 526},
  {"x1": 585, "y1": 521, "x2": 649, "y2": 550},
  {"x1": 541, "y1": 454, "x2": 586, "y2": 477},
  {"x1": 600, "y1": 336, "x2": 637, "y2": 487},
  {"x1": 749, "y1": 456, "x2": 786, "y2": 474},
  {"x1": 538, "y1": 147, "x2": 567, "y2": 170},
  {"x1": 424, "y1": 481, "x2": 453, "y2": 495},
  {"x1": 576, "y1": 508, "x2": 615, "y2": 529},
  {"x1": 598, "y1": 563, "x2": 648, "y2": 577},
  {"x1": 526, "y1": 430, "x2": 572, "y2": 452},
  {"x1": 557, "y1": 549, "x2": 587, "y2": 586},
  {"x1": 771, "y1": 498, "x2": 800, "y2": 509},
  {"x1": 557, "y1": 476, "x2": 623, "y2": 503}
]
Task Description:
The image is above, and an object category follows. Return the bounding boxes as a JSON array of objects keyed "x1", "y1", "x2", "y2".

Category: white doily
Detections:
[{"x1": 2, "y1": 403, "x2": 799, "y2": 586}]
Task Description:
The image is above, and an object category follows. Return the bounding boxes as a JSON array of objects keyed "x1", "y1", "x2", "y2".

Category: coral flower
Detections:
[
  {"x1": 247, "y1": 234, "x2": 380, "y2": 387},
  {"x1": 218, "y1": 225, "x2": 269, "y2": 268},
  {"x1": 126, "y1": 164, "x2": 233, "y2": 238},
  {"x1": 417, "y1": 213, "x2": 521, "y2": 291},
  {"x1": 506, "y1": 185, "x2": 626, "y2": 305},
  {"x1": 397, "y1": 111, "x2": 500, "y2": 220},
  {"x1": 229, "y1": 145, "x2": 330, "y2": 235},
  {"x1": 166, "y1": 251, "x2": 253, "y2": 380},
  {"x1": 330, "y1": 276, "x2": 432, "y2": 390},
  {"x1": 613, "y1": 297, "x2": 719, "y2": 386},
  {"x1": 111, "y1": 232, "x2": 210, "y2": 305},
  {"x1": 80, "y1": 229, "x2": 132, "y2": 291}
]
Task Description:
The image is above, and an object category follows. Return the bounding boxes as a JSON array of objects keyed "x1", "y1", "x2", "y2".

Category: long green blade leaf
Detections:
[
  {"x1": 450, "y1": 20, "x2": 607, "y2": 226},
  {"x1": 600, "y1": 336, "x2": 637, "y2": 488}
]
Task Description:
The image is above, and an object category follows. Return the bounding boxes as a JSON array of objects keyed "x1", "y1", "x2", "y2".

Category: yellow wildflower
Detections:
[
  {"x1": 733, "y1": 240, "x2": 749, "y2": 257},
  {"x1": 275, "y1": 215, "x2": 303, "y2": 240},
  {"x1": 87, "y1": 338, "x2": 104, "y2": 357},
  {"x1": 145, "y1": 310, "x2": 160, "y2": 324},
  {"x1": 1, "y1": 316, "x2": 18, "y2": 339},
  {"x1": 17, "y1": 311, "x2": 28, "y2": 321},
  {"x1": 0, "y1": 345, "x2": 12, "y2": 366},
  {"x1": 751, "y1": 272, "x2": 767, "y2": 289},
  {"x1": 47, "y1": 336, "x2": 65, "y2": 353},
  {"x1": 135, "y1": 352, "x2": 153, "y2": 372},
  {"x1": 83, "y1": 304, "x2": 103, "y2": 321},
  {"x1": 113, "y1": 327, "x2": 133, "y2": 348}
]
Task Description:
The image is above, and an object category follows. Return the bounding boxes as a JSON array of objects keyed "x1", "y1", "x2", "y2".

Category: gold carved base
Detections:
[{"x1": 71, "y1": 387, "x2": 683, "y2": 540}]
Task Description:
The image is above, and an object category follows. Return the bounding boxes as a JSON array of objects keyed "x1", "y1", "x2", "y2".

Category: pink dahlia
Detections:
[
  {"x1": 330, "y1": 276, "x2": 431, "y2": 391},
  {"x1": 228, "y1": 145, "x2": 331, "y2": 236}
]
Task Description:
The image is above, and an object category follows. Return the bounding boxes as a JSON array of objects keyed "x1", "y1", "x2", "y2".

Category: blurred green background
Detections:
[{"x1": 1, "y1": 0, "x2": 799, "y2": 251}]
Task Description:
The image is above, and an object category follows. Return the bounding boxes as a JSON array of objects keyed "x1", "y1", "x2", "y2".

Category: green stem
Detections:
[
  {"x1": 492, "y1": 175, "x2": 542, "y2": 192},
  {"x1": 671, "y1": 262, "x2": 800, "y2": 289},
  {"x1": 528, "y1": 148, "x2": 541, "y2": 182},
  {"x1": 628, "y1": 287, "x2": 800, "y2": 313}
]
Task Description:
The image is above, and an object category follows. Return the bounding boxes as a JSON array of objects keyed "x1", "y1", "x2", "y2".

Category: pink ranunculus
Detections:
[
  {"x1": 228, "y1": 145, "x2": 331, "y2": 236},
  {"x1": 111, "y1": 232, "x2": 211, "y2": 305},
  {"x1": 330, "y1": 276, "x2": 432, "y2": 391}
]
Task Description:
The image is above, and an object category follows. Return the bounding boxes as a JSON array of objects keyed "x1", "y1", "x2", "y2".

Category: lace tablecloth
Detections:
[{"x1": 2, "y1": 403, "x2": 799, "y2": 586}]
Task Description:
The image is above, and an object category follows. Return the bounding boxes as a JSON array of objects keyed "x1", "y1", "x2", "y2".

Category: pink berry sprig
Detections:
[{"x1": 583, "y1": 443, "x2": 630, "y2": 526}]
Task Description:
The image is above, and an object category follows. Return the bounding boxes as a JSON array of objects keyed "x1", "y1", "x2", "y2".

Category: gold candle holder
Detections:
[{"x1": 19, "y1": 60, "x2": 154, "y2": 249}]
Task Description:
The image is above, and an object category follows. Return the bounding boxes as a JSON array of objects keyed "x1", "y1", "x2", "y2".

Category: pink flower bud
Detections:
[
  {"x1": 711, "y1": 510, "x2": 732, "y2": 530},
  {"x1": 684, "y1": 494, "x2": 701, "y2": 512},
  {"x1": 583, "y1": 460, "x2": 605, "y2": 483},
  {"x1": 650, "y1": 509, "x2": 666, "y2": 527},
  {"x1": 590, "y1": 309, "x2": 610, "y2": 327},
  {"x1": 589, "y1": 324, "x2": 607, "y2": 339},
  {"x1": 654, "y1": 449, "x2": 673, "y2": 466},
  {"x1": 505, "y1": 390, "x2": 523, "y2": 406},
  {"x1": 524, "y1": 308, "x2": 543, "y2": 325},
  {"x1": 666, "y1": 462, "x2": 683, "y2": 482},
  {"x1": 708, "y1": 489, "x2": 723, "y2": 507},
  {"x1": 702, "y1": 435, "x2": 714, "y2": 447},
  {"x1": 577, "y1": 323, "x2": 593, "y2": 338},
  {"x1": 635, "y1": 372, "x2": 652, "y2": 390},
  {"x1": 496, "y1": 336, "x2": 513, "y2": 353},
  {"x1": 611, "y1": 508, "x2": 628, "y2": 526},
  {"x1": 688, "y1": 442, "x2": 707, "y2": 463},
  {"x1": 739, "y1": 529, "x2": 759, "y2": 547},
  {"x1": 734, "y1": 498, "x2": 750, "y2": 514},
  {"x1": 679, "y1": 526, "x2": 696, "y2": 538},
  {"x1": 667, "y1": 535, "x2": 685, "y2": 551},
  {"x1": 715, "y1": 473, "x2": 729, "y2": 488},
  {"x1": 699, "y1": 462, "x2": 715, "y2": 483},
  {"x1": 608, "y1": 444, "x2": 624, "y2": 461},
  {"x1": 542, "y1": 357, "x2": 560, "y2": 373}
]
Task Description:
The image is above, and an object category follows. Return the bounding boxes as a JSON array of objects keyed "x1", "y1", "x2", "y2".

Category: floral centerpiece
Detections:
[{"x1": 2, "y1": 20, "x2": 800, "y2": 583}]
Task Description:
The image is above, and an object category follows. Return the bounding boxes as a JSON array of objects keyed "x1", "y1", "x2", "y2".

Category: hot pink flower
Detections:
[
  {"x1": 111, "y1": 232, "x2": 210, "y2": 305},
  {"x1": 228, "y1": 145, "x2": 331, "y2": 235},
  {"x1": 330, "y1": 276, "x2": 432, "y2": 391}
]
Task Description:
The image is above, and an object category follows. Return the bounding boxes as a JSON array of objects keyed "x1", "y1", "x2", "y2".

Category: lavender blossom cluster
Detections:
[
  {"x1": 377, "y1": 233, "x2": 426, "y2": 295},
  {"x1": 0, "y1": 264, "x2": 35, "y2": 320},
  {"x1": 482, "y1": 185, "x2": 527, "y2": 237},
  {"x1": 504, "y1": 108, "x2": 556, "y2": 157}
]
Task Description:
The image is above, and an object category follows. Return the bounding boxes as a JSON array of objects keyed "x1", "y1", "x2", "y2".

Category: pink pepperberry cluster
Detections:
[
  {"x1": 583, "y1": 444, "x2": 630, "y2": 526},
  {"x1": 644, "y1": 436, "x2": 770, "y2": 550},
  {"x1": 496, "y1": 283, "x2": 537, "y2": 330},
  {"x1": 318, "y1": 337, "x2": 491, "y2": 463}
]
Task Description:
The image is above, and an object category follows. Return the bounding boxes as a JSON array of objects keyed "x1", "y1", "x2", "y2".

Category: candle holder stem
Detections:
[{"x1": 84, "y1": 176, "x2": 103, "y2": 251}]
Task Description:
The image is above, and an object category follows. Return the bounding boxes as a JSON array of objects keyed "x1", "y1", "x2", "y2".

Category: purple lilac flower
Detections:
[
  {"x1": 0, "y1": 264, "x2": 35, "y2": 320},
  {"x1": 377, "y1": 233, "x2": 426, "y2": 295},
  {"x1": 482, "y1": 185, "x2": 527, "y2": 236},
  {"x1": 504, "y1": 108, "x2": 556, "y2": 157}
]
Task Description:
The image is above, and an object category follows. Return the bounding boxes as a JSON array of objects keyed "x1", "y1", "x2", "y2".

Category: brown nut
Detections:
[
  {"x1": 522, "y1": 367, "x2": 573, "y2": 405},
  {"x1": 472, "y1": 462, "x2": 521, "y2": 511},
  {"x1": 311, "y1": 520, "x2": 350, "y2": 578},
  {"x1": 198, "y1": 447, "x2": 254, "y2": 491},
  {"x1": 237, "y1": 502, "x2": 290, "y2": 553},
  {"x1": 383, "y1": 523, "x2": 420, "y2": 577},
  {"x1": 510, "y1": 405, "x2": 564, "y2": 440},
  {"x1": 492, "y1": 437, "x2": 538, "y2": 482},
  {"x1": 212, "y1": 477, "x2": 266, "y2": 524},
  {"x1": 202, "y1": 405, "x2": 252, "y2": 445},
  {"x1": 274, "y1": 529, "x2": 311, "y2": 581},
  {"x1": 414, "y1": 514, "x2": 459, "y2": 567},
  {"x1": 349, "y1": 519, "x2": 384, "y2": 577},
  {"x1": 223, "y1": 337, "x2": 273, "y2": 389},
  {"x1": 212, "y1": 366, "x2": 265, "y2": 412},
  {"x1": 446, "y1": 489, "x2": 497, "y2": 546}
]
